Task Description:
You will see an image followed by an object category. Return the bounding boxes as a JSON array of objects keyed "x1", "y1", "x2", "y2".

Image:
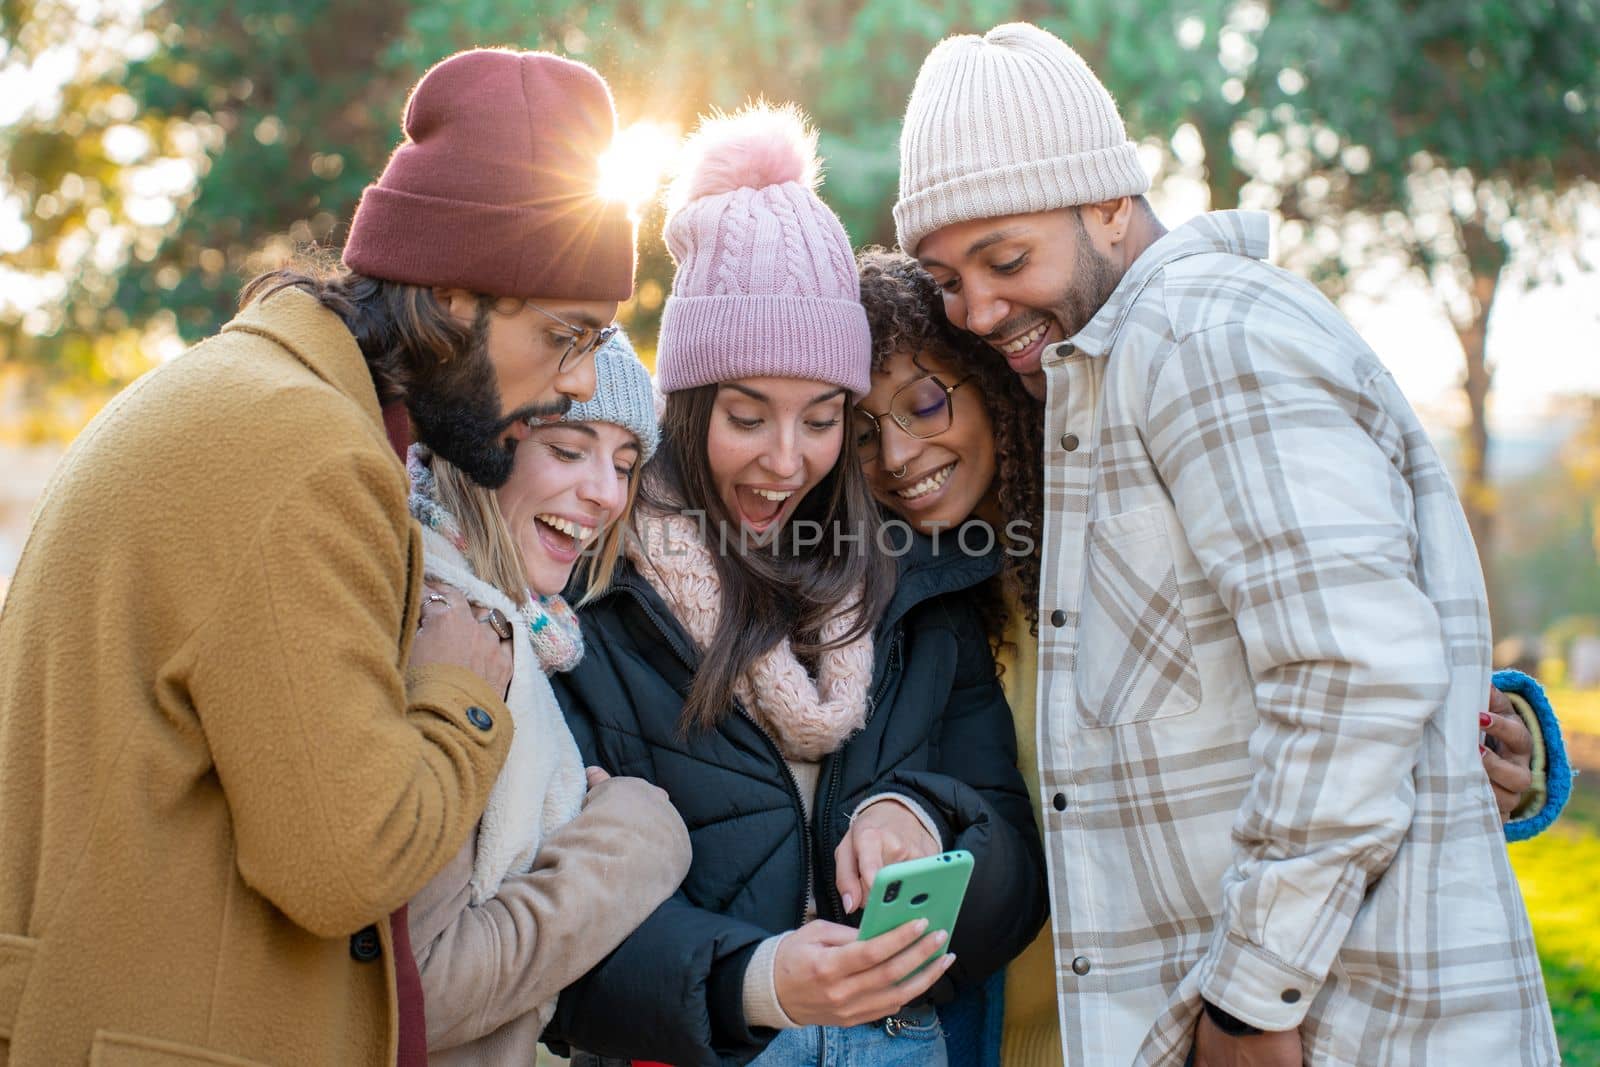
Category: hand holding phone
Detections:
[
  {"x1": 772, "y1": 918, "x2": 954, "y2": 1027},
  {"x1": 857, "y1": 850, "x2": 974, "y2": 978}
]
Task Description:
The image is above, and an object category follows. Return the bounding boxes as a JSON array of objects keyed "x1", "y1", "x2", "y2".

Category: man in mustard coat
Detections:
[{"x1": 0, "y1": 48, "x2": 636, "y2": 1065}]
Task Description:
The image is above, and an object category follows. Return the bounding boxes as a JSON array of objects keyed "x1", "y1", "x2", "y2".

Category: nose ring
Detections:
[{"x1": 891, "y1": 465, "x2": 909, "y2": 479}]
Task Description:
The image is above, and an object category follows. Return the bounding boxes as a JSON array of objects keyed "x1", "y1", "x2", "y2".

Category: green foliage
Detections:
[
  {"x1": 1234, "y1": 0, "x2": 1600, "y2": 304},
  {"x1": 108, "y1": 0, "x2": 413, "y2": 339},
  {"x1": 0, "y1": 0, "x2": 1240, "y2": 371},
  {"x1": 1496, "y1": 403, "x2": 1600, "y2": 637},
  {"x1": 3, "y1": 0, "x2": 1599, "y2": 445}
]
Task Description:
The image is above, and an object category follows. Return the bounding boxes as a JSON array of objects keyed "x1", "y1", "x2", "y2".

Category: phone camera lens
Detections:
[{"x1": 883, "y1": 880, "x2": 902, "y2": 904}]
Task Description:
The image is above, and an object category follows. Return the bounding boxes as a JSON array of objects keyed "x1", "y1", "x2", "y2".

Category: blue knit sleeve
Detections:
[{"x1": 1494, "y1": 669, "x2": 1572, "y2": 843}]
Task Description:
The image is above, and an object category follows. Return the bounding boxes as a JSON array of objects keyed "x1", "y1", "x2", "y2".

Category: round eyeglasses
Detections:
[
  {"x1": 853, "y1": 372, "x2": 973, "y2": 462},
  {"x1": 527, "y1": 302, "x2": 620, "y2": 373}
]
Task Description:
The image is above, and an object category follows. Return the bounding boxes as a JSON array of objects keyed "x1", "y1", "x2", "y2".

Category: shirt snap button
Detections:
[
  {"x1": 1071, "y1": 956, "x2": 1092, "y2": 976},
  {"x1": 1052, "y1": 793, "x2": 1067, "y2": 812},
  {"x1": 1050, "y1": 609, "x2": 1067, "y2": 627},
  {"x1": 1060, "y1": 432, "x2": 1080, "y2": 452}
]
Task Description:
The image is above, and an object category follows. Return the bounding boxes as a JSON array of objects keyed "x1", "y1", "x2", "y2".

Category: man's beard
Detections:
[
  {"x1": 1054, "y1": 214, "x2": 1123, "y2": 340},
  {"x1": 980, "y1": 211, "x2": 1122, "y2": 377},
  {"x1": 408, "y1": 307, "x2": 571, "y2": 489}
]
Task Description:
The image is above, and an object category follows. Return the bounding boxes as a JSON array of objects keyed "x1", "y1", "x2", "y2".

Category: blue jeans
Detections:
[{"x1": 750, "y1": 1003, "x2": 947, "y2": 1066}]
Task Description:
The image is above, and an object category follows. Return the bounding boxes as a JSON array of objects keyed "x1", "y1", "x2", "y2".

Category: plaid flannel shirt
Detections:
[{"x1": 1035, "y1": 211, "x2": 1557, "y2": 1065}]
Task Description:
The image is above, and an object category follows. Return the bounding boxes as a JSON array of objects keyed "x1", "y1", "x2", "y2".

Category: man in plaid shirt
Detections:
[{"x1": 895, "y1": 22, "x2": 1559, "y2": 1067}]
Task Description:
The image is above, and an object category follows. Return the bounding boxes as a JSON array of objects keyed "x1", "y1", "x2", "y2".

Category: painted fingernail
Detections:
[
  {"x1": 1480, "y1": 712, "x2": 1492, "y2": 728},
  {"x1": 914, "y1": 918, "x2": 929, "y2": 934},
  {"x1": 842, "y1": 894, "x2": 853, "y2": 914},
  {"x1": 942, "y1": 953, "x2": 957, "y2": 968},
  {"x1": 1480, "y1": 744, "x2": 1488, "y2": 756},
  {"x1": 932, "y1": 930, "x2": 949, "y2": 945}
]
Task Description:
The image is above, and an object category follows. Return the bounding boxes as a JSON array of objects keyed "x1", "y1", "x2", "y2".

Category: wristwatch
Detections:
[{"x1": 1202, "y1": 999, "x2": 1264, "y2": 1037}]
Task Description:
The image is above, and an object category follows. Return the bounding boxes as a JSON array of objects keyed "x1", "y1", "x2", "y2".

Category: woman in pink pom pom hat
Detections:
[{"x1": 543, "y1": 102, "x2": 1047, "y2": 1066}]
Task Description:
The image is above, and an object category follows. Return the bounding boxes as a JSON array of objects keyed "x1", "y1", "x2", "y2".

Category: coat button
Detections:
[
  {"x1": 1281, "y1": 988, "x2": 1302, "y2": 1004},
  {"x1": 1050, "y1": 609, "x2": 1067, "y2": 627},
  {"x1": 1071, "y1": 956, "x2": 1092, "y2": 976},
  {"x1": 1059, "y1": 342, "x2": 1076, "y2": 356},
  {"x1": 1060, "y1": 432, "x2": 1080, "y2": 452},
  {"x1": 466, "y1": 706, "x2": 494, "y2": 731},
  {"x1": 1052, "y1": 793, "x2": 1067, "y2": 812},
  {"x1": 349, "y1": 925, "x2": 382, "y2": 963}
]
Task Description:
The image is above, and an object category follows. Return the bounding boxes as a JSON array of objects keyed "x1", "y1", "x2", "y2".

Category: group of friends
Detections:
[{"x1": 0, "y1": 20, "x2": 1572, "y2": 1067}]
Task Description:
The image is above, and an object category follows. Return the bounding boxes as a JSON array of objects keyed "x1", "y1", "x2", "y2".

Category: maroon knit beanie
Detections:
[{"x1": 343, "y1": 48, "x2": 635, "y2": 301}]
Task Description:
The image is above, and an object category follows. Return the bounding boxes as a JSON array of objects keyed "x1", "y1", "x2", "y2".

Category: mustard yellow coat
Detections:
[{"x1": 0, "y1": 288, "x2": 512, "y2": 1065}]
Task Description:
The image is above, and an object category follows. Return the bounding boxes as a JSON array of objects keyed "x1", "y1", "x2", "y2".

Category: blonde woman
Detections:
[{"x1": 406, "y1": 332, "x2": 690, "y2": 1065}]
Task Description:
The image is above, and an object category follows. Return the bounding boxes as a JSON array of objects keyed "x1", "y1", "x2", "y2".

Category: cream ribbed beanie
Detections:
[{"x1": 894, "y1": 22, "x2": 1150, "y2": 255}]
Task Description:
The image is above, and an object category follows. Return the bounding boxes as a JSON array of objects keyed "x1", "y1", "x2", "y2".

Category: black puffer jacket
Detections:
[{"x1": 544, "y1": 533, "x2": 1048, "y2": 1066}]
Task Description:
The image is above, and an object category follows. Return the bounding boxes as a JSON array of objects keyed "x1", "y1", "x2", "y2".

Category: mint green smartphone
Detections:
[{"x1": 856, "y1": 849, "x2": 974, "y2": 977}]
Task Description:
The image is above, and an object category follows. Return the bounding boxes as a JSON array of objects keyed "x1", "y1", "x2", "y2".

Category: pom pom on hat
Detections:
[{"x1": 668, "y1": 101, "x2": 819, "y2": 208}]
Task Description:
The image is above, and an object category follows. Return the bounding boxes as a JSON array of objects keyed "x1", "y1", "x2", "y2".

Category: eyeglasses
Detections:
[
  {"x1": 853, "y1": 372, "x2": 973, "y2": 462},
  {"x1": 527, "y1": 302, "x2": 619, "y2": 373}
]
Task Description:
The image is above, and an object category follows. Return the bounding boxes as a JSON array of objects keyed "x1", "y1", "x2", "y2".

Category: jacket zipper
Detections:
[
  {"x1": 736, "y1": 696, "x2": 815, "y2": 928},
  {"x1": 616, "y1": 584, "x2": 816, "y2": 929},
  {"x1": 817, "y1": 625, "x2": 903, "y2": 923}
]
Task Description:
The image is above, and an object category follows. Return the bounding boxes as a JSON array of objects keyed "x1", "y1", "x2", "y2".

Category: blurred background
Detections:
[{"x1": 2, "y1": 0, "x2": 1598, "y2": 1058}]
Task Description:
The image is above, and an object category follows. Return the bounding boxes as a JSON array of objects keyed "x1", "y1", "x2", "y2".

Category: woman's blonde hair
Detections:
[{"x1": 433, "y1": 453, "x2": 641, "y2": 606}]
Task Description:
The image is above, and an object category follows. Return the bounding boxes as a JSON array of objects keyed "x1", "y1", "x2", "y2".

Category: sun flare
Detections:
[{"x1": 598, "y1": 121, "x2": 681, "y2": 214}]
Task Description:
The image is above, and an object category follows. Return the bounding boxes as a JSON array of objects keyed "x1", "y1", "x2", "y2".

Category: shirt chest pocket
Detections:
[{"x1": 1075, "y1": 505, "x2": 1202, "y2": 729}]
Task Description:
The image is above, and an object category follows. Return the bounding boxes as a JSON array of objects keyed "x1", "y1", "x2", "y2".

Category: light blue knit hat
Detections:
[{"x1": 562, "y1": 326, "x2": 660, "y2": 462}]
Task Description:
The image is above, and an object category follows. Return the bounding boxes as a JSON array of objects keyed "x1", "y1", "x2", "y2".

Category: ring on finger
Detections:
[{"x1": 482, "y1": 607, "x2": 513, "y2": 641}]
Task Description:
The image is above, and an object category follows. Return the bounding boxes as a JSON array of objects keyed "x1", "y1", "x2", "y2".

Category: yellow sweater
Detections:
[{"x1": 997, "y1": 602, "x2": 1064, "y2": 1065}]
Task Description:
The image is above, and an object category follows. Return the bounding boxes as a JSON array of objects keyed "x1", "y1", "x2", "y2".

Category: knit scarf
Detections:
[
  {"x1": 628, "y1": 510, "x2": 874, "y2": 761},
  {"x1": 408, "y1": 449, "x2": 583, "y2": 674}
]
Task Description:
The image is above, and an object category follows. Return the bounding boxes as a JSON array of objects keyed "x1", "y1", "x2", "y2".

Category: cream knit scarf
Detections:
[{"x1": 628, "y1": 511, "x2": 874, "y2": 760}]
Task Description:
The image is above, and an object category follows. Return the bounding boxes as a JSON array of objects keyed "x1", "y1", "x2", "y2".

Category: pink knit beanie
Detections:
[{"x1": 655, "y1": 103, "x2": 870, "y2": 396}]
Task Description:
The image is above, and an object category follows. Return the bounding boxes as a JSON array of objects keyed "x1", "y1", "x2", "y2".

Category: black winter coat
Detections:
[{"x1": 544, "y1": 534, "x2": 1049, "y2": 1066}]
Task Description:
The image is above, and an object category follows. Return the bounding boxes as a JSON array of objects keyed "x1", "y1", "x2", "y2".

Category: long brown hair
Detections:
[
  {"x1": 856, "y1": 246, "x2": 1044, "y2": 640},
  {"x1": 239, "y1": 251, "x2": 477, "y2": 407},
  {"x1": 642, "y1": 385, "x2": 897, "y2": 735}
]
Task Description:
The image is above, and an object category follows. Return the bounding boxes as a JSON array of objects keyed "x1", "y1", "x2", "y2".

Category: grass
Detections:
[{"x1": 1511, "y1": 687, "x2": 1600, "y2": 1064}]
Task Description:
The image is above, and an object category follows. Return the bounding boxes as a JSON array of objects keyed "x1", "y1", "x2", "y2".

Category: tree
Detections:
[
  {"x1": 1494, "y1": 397, "x2": 1600, "y2": 639},
  {"x1": 1204, "y1": 0, "x2": 1600, "y2": 613},
  {"x1": 2, "y1": 0, "x2": 1013, "y2": 378},
  {"x1": 6, "y1": 0, "x2": 1599, "y2": 582}
]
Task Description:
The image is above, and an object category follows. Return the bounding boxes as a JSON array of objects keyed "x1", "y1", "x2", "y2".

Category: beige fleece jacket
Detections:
[{"x1": 409, "y1": 775, "x2": 691, "y2": 1065}]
